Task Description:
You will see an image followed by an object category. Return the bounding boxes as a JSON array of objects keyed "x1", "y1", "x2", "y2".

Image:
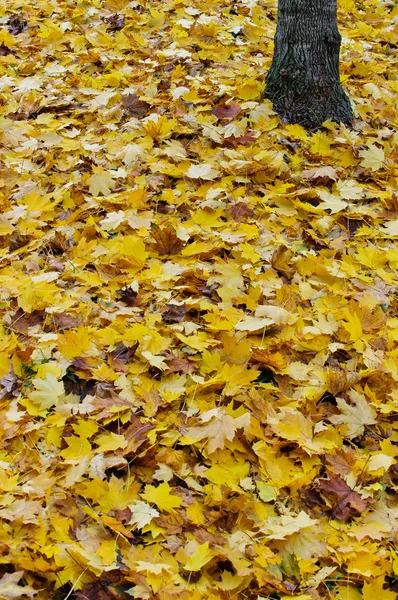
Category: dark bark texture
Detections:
[{"x1": 265, "y1": 0, "x2": 353, "y2": 130}]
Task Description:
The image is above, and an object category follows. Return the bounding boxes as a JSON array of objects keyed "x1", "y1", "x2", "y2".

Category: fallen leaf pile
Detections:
[{"x1": 0, "y1": 0, "x2": 397, "y2": 598}]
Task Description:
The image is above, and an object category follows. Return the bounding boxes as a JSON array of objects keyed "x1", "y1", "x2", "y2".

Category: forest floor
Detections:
[{"x1": 0, "y1": 0, "x2": 397, "y2": 599}]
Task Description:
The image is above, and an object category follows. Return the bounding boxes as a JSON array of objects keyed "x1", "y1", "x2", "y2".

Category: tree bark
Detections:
[{"x1": 265, "y1": 0, "x2": 353, "y2": 130}]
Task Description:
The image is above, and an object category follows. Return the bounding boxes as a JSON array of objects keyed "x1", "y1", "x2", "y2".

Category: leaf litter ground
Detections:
[{"x1": 0, "y1": 0, "x2": 397, "y2": 599}]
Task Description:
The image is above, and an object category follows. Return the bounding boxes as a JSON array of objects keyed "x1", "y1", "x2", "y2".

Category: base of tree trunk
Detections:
[
  {"x1": 265, "y1": 0, "x2": 353, "y2": 131},
  {"x1": 265, "y1": 70, "x2": 353, "y2": 131}
]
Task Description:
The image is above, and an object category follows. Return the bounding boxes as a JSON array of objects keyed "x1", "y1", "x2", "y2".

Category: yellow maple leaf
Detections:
[
  {"x1": 220, "y1": 363, "x2": 259, "y2": 396},
  {"x1": 27, "y1": 373, "x2": 65, "y2": 411},
  {"x1": 236, "y1": 80, "x2": 263, "y2": 100},
  {"x1": 0, "y1": 30, "x2": 16, "y2": 48},
  {"x1": 235, "y1": 316, "x2": 274, "y2": 331},
  {"x1": 267, "y1": 408, "x2": 332, "y2": 454},
  {"x1": 210, "y1": 262, "x2": 244, "y2": 302},
  {"x1": 73, "y1": 419, "x2": 99, "y2": 439},
  {"x1": 251, "y1": 348, "x2": 286, "y2": 371},
  {"x1": 284, "y1": 124, "x2": 308, "y2": 140},
  {"x1": 334, "y1": 585, "x2": 363, "y2": 600},
  {"x1": 186, "y1": 163, "x2": 220, "y2": 180},
  {"x1": 89, "y1": 167, "x2": 116, "y2": 196},
  {"x1": 335, "y1": 179, "x2": 364, "y2": 200},
  {"x1": 256, "y1": 482, "x2": 278, "y2": 502},
  {"x1": 142, "y1": 481, "x2": 182, "y2": 512},
  {"x1": 317, "y1": 190, "x2": 348, "y2": 214},
  {"x1": 143, "y1": 115, "x2": 175, "y2": 139},
  {"x1": 347, "y1": 551, "x2": 382, "y2": 577},
  {"x1": 186, "y1": 501, "x2": 206, "y2": 525},
  {"x1": 262, "y1": 511, "x2": 318, "y2": 540},
  {"x1": 192, "y1": 207, "x2": 224, "y2": 227},
  {"x1": 359, "y1": 144, "x2": 385, "y2": 171},
  {"x1": 342, "y1": 311, "x2": 363, "y2": 341},
  {"x1": 128, "y1": 500, "x2": 160, "y2": 528},
  {"x1": 330, "y1": 390, "x2": 376, "y2": 439},
  {"x1": 60, "y1": 435, "x2": 92, "y2": 460},
  {"x1": 181, "y1": 407, "x2": 250, "y2": 454},
  {"x1": 22, "y1": 191, "x2": 57, "y2": 215},
  {"x1": 183, "y1": 542, "x2": 214, "y2": 571},
  {"x1": 57, "y1": 327, "x2": 92, "y2": 359},
  {"x1": 18, "y1": 282, "x2": 61, "y2": 312},
  {"x1": 310, "y1": 130, "x2": 332, "y2": 156},
  {"x1": 175, "y1": 331, "x2": 218, "y2": 350},
  {"x1": 141, "y1": 351, "x2": 168, "y2": 371},
  {"x1": 95, "y1": 432, "x2": 127, "y2": 453},
  {"x1": 217, "y1": 571, "x2": 246, "y2": 591},
  {"x1": 367, "y1": 453, "x2": 394, "y2": 473},
  {"x1": 238, "y1": 242, "x2": 262, "y2": 263},
  {"x1": 0, "y1": 215, "x2": 13, "y2": 236},
  {"x1": 206, "y1": 459, "x2": 250, "y2": 490},
  {"x1": 255, "y1": 304, "x2": 293, "y2": 325},
  {"x1": 201, "y1": 349, "x2": 223, "y2": 374},
  {"x1": 117, "y1": 235, "x2": 148, "y2": 269},
  {"x1": 134, "y1": 561, "x2": 172, "y2": 574}
]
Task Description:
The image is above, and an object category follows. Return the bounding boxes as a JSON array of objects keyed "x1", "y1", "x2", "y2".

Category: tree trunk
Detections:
[{"x1": 265, "y1": 0, "x2": 353, "y2": 130}]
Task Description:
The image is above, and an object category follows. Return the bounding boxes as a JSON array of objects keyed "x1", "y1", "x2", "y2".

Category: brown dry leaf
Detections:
[
  {"x1": 360, "y1": 307, "x2": 386, "y2": 332},
  {"x1": 165, "y1": 357, "x2": 195, "y2": 374},
  {"x1": 8, "y1": 309, "x2": 44, "y2": 333},
  {"x1": 0, "y1": 44, "x2": 13, "y2": 56},
  {"x1": 317, "y1": 471, "x2": 372, "y2": 521},
  {"x1": 0, "y1": 499, "x2": 43, "y2": 524},
  {"x1": 105, "y1": 13, "x2": 125, "y2": 31},
  {"x1": 0, "y1": 371, "x2": 18, "y2": 398},
  {"x1": 153, "y1": 224, "x2": 184, "y2": 255},
  {"x1": 115, "y1": 287, "x2": 142, "y2": 306},
  {"x1": 123, "y1": 414, "x2": 156, "y2": 452},
  {"x1": 8, "y1": 14, "x2": 27, "y2": 35},
  {"x1": 162, "y1": 303, "x2": 186, "y2": 323},
  {"x1": 76, "y1": 572, "x2": 125, "y2": 600},
  {"x1": 48, "y1": 231, "x2": 72, "y2": 254},
  {"x1": 224, "y1": 130, "x2": 256, "y2": 146},
  {"x1": 122, "y1": 93, "x2": 150, "y2": 118},
  {"x1": 212, "y1": 102, "x2": 241, "y2": 119},
  {"x1": 325, "y1": 448, "x2": 356, "y2": 477},
  {"x1": 50, "y1": 313, "x2": 81, "y2": 330},
  {"x1": 228, "y1": 202, "x2": 254, "y2": 222},
  {"x1": 108, "y1": 342, "x2": 138, "y2": 371},
  {"x1": 302, "y1": 228, "x2": 329, "y2": 250}
]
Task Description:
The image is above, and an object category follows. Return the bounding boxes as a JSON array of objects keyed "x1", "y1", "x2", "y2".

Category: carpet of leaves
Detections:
[{"x1": 0, "y1": 0, "x2": 398, "y2": 598}]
